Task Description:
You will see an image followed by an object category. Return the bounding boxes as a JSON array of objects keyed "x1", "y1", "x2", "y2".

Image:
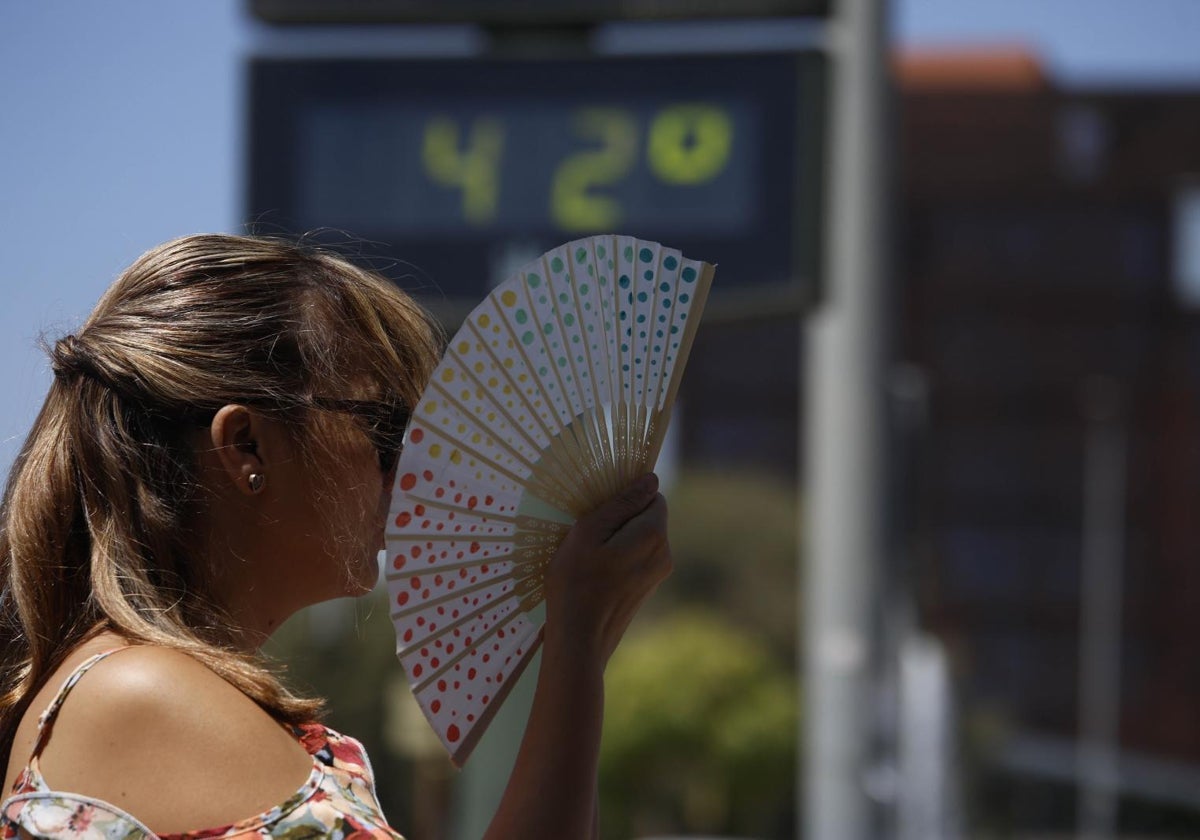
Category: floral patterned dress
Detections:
[{"x1": 1, "y1": 650, "x2": 406, "y2": 839}]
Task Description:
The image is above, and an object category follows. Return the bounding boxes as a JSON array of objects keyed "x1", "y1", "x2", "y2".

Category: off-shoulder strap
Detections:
[{"x1": 30, "y1": 647, "x2": 135, "y2": 760}]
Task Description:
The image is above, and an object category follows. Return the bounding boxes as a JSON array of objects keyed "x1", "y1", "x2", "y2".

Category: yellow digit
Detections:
[
  {"x1": 422, "y1": 117, "x2": 504, "y2": 225},
  {"x1": 647, "y1": 104, "x2": 733, "y2": 185},
  {"x1": 551, "y1": 108, "x2": 638, "y2": 232}
]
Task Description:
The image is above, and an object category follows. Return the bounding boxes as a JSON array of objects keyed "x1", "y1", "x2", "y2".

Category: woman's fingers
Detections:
[
  {"x1": 573, "y1": 473, "x2": 660, "y2": 545},
  {"x1": 542, "y1": 474, "x2": 673, "y2": 664}
]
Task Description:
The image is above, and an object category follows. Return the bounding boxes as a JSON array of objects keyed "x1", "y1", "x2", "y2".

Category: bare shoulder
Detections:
[{"x1": 35, "y1": 645, "x2": 315, "y2": 834}]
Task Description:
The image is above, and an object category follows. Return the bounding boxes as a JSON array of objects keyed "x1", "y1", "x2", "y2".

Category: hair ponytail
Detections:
[{"x1": 0, "y1": 234, "x2": 443, "y2": 760}]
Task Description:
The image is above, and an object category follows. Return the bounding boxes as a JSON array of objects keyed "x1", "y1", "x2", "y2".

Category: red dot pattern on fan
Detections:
[{"x1": 387, "y1": 416, "x2": 540, "y2": 756}]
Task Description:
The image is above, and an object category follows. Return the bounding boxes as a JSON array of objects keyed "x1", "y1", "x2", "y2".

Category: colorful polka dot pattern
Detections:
[{"x1": 386, "y1": 234, "x2": 711, "y2": 763}]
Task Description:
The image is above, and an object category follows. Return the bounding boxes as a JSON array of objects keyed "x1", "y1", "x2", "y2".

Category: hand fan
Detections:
[{"x1": 385, "y1": 234, "x2": 714, "y2": 765}]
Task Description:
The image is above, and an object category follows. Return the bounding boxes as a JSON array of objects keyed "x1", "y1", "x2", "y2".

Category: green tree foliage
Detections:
[
  {"x1": 665, "y1": 469, "x2": 799, "y2": 660},
  {"x1": 600, "y1": 609, "x2": 798, "y2": 839}
]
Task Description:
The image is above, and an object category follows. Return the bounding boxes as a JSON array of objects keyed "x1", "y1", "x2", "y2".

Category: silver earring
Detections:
[{"x1": 248, "y1": 473, "x2": 266, "y2": 493}]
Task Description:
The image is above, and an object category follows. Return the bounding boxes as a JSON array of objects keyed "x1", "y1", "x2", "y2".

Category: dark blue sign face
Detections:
[{"x1": 248, "y1": 54, "x2": 822, "y2": 300}]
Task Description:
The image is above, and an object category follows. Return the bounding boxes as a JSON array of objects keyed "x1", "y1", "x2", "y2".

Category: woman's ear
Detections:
[{"x1": 210, "y1": 405, "x2": 266, "y2": 497}]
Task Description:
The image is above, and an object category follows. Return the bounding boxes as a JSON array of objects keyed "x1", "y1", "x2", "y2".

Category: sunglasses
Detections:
[{"x1": 310, "y1": 397, "x2": 411, "y2": 473}]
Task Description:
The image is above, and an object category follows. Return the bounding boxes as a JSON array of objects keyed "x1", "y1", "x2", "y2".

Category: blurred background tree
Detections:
[
  {"x1": 663, "y1": 468, "x2": 799, "y2": 660},
  {"x1": 599, "y1": 608, "x2": 798, "y2": 839}
]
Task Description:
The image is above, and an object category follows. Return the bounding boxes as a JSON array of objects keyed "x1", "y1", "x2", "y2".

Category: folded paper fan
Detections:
[{"x1": 385, "y1": 234, "x2": 714, "y2": 765}]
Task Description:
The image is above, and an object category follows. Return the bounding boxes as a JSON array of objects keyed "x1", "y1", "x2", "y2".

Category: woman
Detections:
[{"x1": 0, "y1": 234, "x2": 671, "y2": 838}]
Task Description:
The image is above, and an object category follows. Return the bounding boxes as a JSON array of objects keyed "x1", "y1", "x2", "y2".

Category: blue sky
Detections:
[
  {"x1": 896, "y1": 0, "x2": 1200, "y2": 86},
  {"x1": 1, "y1": 0, "x2": 1199, "y2": 469}
]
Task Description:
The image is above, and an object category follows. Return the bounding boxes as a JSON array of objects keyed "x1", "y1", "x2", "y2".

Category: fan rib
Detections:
[
  {"x1": 390, "y1": 573, "x2": 513, "y2": 622},
  {"x1": 427, "y1": 381, "x2": 540, "y2": 475},
  {"x1": 566, "y1": 238, "x2": 620, "y2": 501},
  {"x1": 464, "y1": 318, "x2": 586, "y2": 513},
  {"x1": 643, "y1": 261, "x2": 715, "y2": 465},
  {"x1": 395, "y1": 496, "x2": 523, "y2": 525},
  {"x1": 543, "y1": 253, "x2": 610, "y2": 504},
  {"x1": 410, "y1": 598, "x2": 529, "y2": 694},
  {"x1": 591, "y1": 236, "x2": 625, "y2": 458},
  {"x1": 607, "y1": 245, "x2": 632, "y2": 486},
  {"x1": 395, "y1": 578, "x2": 541, "y2": 657},
  {"x1": 415, "y1": 420, "x2": 528, "y2": 487},
  {"x1": 425, "y1": 378, "x2": 576, "y2": 510},
  {"x1": 386, "y1": 532, "x2": 519, "y2": 549},
  {"x1": 446, "y1": 632, "x2": 544, "y2": 768},
  {"x1": 633, "y1": 250, "x2": 665, "y2": 456},
  {"x1": 443, "y1": 346, "x2": 544, "y2": 457},
  {"x1": 463, "y1": 318, "x2": 557, "y2": 446},
  {"x1": 385, "y1": 543, "x2": 554, "y2": 582},
  {"x1": 388, "y1": 531, "x2": 562, "y2": 552},
  {"x1": 636, "y1": 250, "x2": 682, "y2": 468},
  {"x1": 441, "y1": 346, "x2": 582, "y2": 508},
  {"x1": 518, "y1": 263, "x2": 607, "y2": 509},
  {"x1": 396, "y1": 597, "x2": 496, "y2": 656}
]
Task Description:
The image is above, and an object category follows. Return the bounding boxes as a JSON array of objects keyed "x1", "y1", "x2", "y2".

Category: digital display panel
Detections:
[
  {"x1": 295, "y1": 98, "x2": 759, "y2": 235},
  {"x1": 248, "y1": 55, "x2": 822, "y2": 301}
]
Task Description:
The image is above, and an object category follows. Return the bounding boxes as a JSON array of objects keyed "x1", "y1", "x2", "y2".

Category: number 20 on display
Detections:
[{"x1": 421, "y1": 105, "x2": 734, "y2": 231}]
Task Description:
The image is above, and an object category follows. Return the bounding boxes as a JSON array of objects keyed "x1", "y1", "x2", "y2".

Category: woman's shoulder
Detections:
[{"x1": 16, "y1": 643, "x2": 317, "y2": 835}]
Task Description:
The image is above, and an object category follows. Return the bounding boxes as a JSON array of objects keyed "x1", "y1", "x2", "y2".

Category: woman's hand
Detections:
[
  {"x1": 483, "y1": 475, "x2": 671, "y2": 840},
  {"x1": 544, "y1": 473, "x2": 673, "y2": 667}
]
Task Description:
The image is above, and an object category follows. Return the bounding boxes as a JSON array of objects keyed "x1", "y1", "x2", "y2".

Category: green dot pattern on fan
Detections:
[{"x1": 448, "y1": 237, "x2": 710, "y2": 441}]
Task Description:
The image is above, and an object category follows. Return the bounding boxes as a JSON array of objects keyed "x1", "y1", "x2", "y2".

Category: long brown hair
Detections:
[{"x1": 0, "y1": 234, "x2": 442, "y2": 757}]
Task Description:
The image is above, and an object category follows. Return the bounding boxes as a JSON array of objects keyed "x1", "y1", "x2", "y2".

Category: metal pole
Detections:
[
  {"x1": 1076, "y1": 379, "x2": 1126, "y2": 840},
  {"x1": 801, "y1": 0, "x2": 890, "y2": 837}
]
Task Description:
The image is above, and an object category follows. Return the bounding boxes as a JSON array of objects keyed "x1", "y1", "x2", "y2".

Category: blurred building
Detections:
[{"x1": 897, "y1": 46, "x2": 1200, "y2": 823}]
